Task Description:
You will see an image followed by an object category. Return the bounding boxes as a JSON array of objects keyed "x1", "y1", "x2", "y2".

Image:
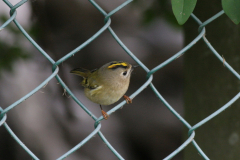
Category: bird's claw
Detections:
[
  {"x1": 101, "y1": 110, "x2": 109, "y2": 120},
  {"x1": 123, "y1": 95, "x2": 132, "y2": 104}
]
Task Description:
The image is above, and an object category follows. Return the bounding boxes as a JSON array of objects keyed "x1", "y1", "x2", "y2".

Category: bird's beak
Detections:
[{"x1": 131, "y1": 65, "x2": 139, "y2": 71}]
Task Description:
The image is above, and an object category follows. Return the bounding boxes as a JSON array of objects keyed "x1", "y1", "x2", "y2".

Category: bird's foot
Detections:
[
  {"x1": 101, "y1": 110, "x2": 109, "y2": 120},
  {"x1": 123, "y1": 95, "x2": 132, "y2": 104}
]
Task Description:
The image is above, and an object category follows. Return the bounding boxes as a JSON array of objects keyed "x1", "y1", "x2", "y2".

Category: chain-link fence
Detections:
[{"x1": 0, "y1": 0, "x2": 238, "y2": 159}]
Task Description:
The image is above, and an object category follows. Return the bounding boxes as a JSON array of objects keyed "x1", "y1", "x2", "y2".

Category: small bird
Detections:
[{"x1": 70, "y1": 61, "x2": 137, "y2": 120}]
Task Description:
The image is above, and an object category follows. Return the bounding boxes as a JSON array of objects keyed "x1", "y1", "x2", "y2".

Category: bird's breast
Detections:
[{"x1": 84, "y1": 81, "x2": 129, "y2": 106}]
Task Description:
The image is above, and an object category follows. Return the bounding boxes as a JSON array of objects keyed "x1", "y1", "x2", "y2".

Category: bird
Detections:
[{"x1": 70, "y1": 61, "x2": 137, "y2": 120}]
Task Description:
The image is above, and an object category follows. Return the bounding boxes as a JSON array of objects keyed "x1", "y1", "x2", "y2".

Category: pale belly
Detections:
[{"x1": 84, "y1": 85, "x2": 128, "y2": 106}]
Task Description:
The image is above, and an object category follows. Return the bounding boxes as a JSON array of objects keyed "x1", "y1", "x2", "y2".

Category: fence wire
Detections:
[{"x1": 0, "y1": 0, "x2": 237, "y2": 159}]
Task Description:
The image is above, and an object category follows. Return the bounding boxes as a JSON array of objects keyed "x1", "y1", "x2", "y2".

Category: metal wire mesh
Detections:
[{"x1": 0, "y1": 0, "x2": 237, "y2": 159}]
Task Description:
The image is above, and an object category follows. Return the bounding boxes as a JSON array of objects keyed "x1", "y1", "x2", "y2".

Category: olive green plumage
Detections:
[{"x1": 70, "y1": 61, "x2": 135, "y2": 106}]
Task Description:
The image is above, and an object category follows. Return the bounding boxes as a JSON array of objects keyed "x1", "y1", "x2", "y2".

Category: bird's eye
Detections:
[{"x1": 123, "y1": 71, "x2": 127, "y2": 76}]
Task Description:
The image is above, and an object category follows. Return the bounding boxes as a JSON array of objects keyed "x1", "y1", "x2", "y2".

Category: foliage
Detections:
[
  {"x1": 222, "y1": 0, "x2": 240, "y2": 24},
  {"x1": 171, "y1": 0, "x2": 197, "y2": 25},
  {"x1": 0, "y1": 15, "x2": 30, "y2": 75},
  {"x1": 136, "y1": 0, "x2": 240, "y2": 25},
  {"x1": 171, "y1": 0, "x2": 240, "y2": 25}
]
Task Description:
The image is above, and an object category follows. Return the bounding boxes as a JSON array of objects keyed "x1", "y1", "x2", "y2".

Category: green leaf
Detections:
[
  {"x1": 171, "y1": 0, "x2": 197, "y2": 25},
  {"x1": 222, "y1": 0, "x2": 240, "y2": 24}
]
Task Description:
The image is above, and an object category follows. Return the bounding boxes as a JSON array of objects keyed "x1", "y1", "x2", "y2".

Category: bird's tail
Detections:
[{"x1": 70, "y1": 68, "x2": 91, "y2": 78}]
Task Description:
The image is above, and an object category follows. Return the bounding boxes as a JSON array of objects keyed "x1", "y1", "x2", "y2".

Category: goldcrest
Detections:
[{"x1": 70, "y1": 61, "x2": 137, "y2": 120}]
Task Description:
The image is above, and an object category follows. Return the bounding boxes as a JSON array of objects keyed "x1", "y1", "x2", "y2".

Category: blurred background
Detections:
[{"x1": 0, "y1": 0, "x2": 184, "y2": 159}]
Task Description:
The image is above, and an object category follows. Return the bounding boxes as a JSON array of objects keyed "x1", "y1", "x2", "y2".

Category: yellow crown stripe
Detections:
[{"x1": 108, "y1": 62, "x2": 128, "y2": 69}]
